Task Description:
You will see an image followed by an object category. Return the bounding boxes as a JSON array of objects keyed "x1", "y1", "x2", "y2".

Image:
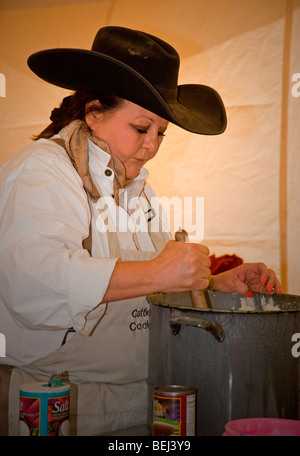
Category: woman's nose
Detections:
[{"x1": 143, "y1": 131, "x2": 160, "y2": 153}]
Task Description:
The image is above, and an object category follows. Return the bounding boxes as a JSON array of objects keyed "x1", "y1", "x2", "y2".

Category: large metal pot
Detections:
[{"x1": 147, "y1": 291, "x2": 300, "y2": 436}]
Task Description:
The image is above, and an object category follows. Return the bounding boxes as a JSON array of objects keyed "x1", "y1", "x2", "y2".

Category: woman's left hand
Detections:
[{"x1": 210, "y1": 262, "x2": 283, "y2": 296}]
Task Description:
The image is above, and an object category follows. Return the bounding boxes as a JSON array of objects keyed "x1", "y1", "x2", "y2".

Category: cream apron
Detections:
[{"x1": 7, "y1": 189, "x2": 169, "y2": 436}]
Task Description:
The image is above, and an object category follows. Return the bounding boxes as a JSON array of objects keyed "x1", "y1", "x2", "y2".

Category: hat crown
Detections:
[{"x1": 91, "y1": 26, "x2": 180, "y2": 100}]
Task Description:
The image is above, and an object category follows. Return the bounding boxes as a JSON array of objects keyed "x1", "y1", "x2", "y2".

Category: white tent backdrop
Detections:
[
  {"x1": 0, "y1": 0, "x2": 299, "y2": 294},
  {"x1": 148, "y1": 3, "x2": 300, "y2": 296}
]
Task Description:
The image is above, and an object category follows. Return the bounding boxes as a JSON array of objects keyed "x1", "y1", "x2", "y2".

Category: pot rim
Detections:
[{"x1": 146, "y1": 291, "x2": 300, "y2": 314}]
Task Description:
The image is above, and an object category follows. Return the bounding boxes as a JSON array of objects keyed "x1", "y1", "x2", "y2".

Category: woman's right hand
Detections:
[
  {"x1": 150, "y1": 240, "x2": 211, "y2": 293},
  {"x1": 101, "y1": 240, "x2": 211, "y2": 303}
]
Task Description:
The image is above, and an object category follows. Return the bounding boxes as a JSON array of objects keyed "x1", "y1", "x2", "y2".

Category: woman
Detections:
[{"x1": 0, "y1": 26, "x2": 281, "y2": 435}]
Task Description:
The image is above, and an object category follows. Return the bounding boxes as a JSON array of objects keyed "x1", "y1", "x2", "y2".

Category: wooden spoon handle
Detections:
[{"x1": 175, "y1": 229, "x2": 208, "y2": 309}]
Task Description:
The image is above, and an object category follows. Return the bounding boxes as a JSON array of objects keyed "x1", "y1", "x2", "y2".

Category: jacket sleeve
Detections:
[{"x1": 0, "y1": 142, "x2": 117, "y2": 334}]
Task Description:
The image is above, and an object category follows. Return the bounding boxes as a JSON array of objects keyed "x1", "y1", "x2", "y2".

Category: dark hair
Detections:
[{"x1": 33, "y1": 89, "x2": 124, "y2": 140}]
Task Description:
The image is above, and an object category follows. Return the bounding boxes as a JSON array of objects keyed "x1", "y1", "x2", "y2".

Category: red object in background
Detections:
[{"x1": 209, "y1": 254, "x2": 243, "y2": 275}]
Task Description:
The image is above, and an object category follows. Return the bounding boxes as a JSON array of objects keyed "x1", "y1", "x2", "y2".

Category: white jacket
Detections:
[{"x1": 0, "y1": 131, "x2": 169, "y2": 366}]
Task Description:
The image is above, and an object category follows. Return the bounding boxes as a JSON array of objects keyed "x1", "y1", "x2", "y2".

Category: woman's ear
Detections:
[{"x1": 85, "y1": 100, "x2": 102, "y2": 131}]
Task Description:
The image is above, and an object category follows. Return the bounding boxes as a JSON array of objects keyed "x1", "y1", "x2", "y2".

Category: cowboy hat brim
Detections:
[{"x1": 28, "y1": 48, "x2": 227, "y2": 135}]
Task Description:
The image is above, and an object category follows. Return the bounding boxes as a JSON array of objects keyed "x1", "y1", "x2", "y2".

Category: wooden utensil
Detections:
[{"x1": 175, "y1": 229, "x2": 208, "y2": 309}]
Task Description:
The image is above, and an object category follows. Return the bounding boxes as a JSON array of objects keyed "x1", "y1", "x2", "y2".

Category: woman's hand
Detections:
[
  {"x1": 101, "y1": 240, "x2": 211, "y2": 303},
  {"x1": 102, "y1": 242, "x2": 282, "y2": 304},
  {"x1": 210, "y1": 262, "x2": 283, "y2": 296},
  {"x1": 151, "y1": 240, "x2": 211, "y2": 292}
]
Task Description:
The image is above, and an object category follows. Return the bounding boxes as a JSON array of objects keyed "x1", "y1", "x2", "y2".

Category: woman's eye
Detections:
[
  {"x1": 136, "y1": 128, "x2": 148, "y2": 134},
  {"x1": 132, "y1": 124, "x2": 166, "y2": 137},
  {"x1": 131, "y1": 124, "x2": 148, "y2": 134}
]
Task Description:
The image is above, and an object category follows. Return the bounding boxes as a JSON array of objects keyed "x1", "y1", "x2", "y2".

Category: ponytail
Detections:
[{"x1": 33, "y1": 89, "x2": 124, "y2": 140}]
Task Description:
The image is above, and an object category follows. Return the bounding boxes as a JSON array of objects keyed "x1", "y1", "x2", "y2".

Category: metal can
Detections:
[
  {"x1": 19, "y1": 382, "x2": 70, "y2": 436},
  {"x1": 153, "y1": 385, "x2": 196, "y2": 436}
]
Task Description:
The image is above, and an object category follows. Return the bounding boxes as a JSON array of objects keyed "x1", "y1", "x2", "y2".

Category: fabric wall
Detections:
[{"x1": 0, "y1": 0, "x2": 299, "y2": 294}]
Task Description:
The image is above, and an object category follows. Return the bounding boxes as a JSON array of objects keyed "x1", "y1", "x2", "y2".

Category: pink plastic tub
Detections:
[{"x1": 223, "y1": 418, "x2": 300, "y2": 436}]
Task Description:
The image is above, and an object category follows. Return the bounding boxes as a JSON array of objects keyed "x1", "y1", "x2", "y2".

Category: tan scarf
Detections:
[{"x1": 64, "y1": 119, "x2": 133, "y2": 204}]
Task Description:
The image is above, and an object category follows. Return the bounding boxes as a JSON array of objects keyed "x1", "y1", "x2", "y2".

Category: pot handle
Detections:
[{"x1": 169, "y1": 316, "x2": 225, "y2": 342}]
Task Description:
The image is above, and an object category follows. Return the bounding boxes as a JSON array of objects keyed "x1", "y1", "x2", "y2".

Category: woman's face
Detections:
[{"x1": 85, "y1": 100, "x2": 169, "y2": 179}]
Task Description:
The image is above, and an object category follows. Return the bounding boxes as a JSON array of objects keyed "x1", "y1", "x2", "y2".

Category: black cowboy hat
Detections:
[{"x1": 27, "y1": 26, "x2": 227, "y2": 135}]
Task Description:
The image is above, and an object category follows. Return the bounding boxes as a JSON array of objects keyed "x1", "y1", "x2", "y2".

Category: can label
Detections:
[
  {"x1": 19, "y1": 384, "x2": 70, "y2": 436},
  {"x1": 153, "y1": 386, "x2": 196, "y2": 436}
]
